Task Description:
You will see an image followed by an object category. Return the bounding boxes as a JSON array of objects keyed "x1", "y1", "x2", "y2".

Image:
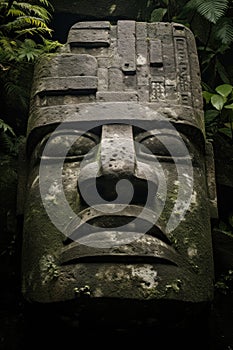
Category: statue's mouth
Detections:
[{"x1": 59, "y1": 205, "x2": 181, "y2": 266}]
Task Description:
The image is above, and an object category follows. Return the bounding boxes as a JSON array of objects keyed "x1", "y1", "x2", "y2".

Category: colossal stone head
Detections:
[{"x1": 19, "y1": 21, "x2": 217, "y2": 326}]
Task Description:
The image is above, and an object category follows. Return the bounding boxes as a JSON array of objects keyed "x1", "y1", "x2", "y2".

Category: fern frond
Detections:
[
  {"x1": 4, "y1": 79, "x2": 30, "y2": 108},
  {"x1": 185, "y1": 0, "x2": 228, "y2": 24},
  {"x1": 6, "y1": 8, "x2": 26, "y2": 17},
  {"x1": 214, "y1": 17, "x2": 233, "y2": 45},
  {"x1": 36, "y1": 0, "x2": 54, "y2": 11},
  {"x1": 0, "y1": 119, "x2": 15, "y2": 136},
  {"x1": 0, "y1": 37, "x2": 17, "y2": 49},
  {"x1": 16, "y1": 38, "x2": 41, "y2": 61},
  {"x1": 39, "y1": 38, "x2": 63, "y2": 52},
  {"x1": 0, "y1": 38, "x2": 18, "y2": 61},
  {"x1": 2, "y1": 16, "x2": 52, "y2": 32},
  {"x1": 15, "y1": 26, "x2": 52, "y2": 37},
  {"x1": 198, "y1": 0, "x2": 228, "y2": 24},
  {"x1": 14, "y1": 3, "x2": 51, "y2": 22},
  {"x1": 0, "y1": 131, "x2": 14, "y2": 153},
  {"x1": 0, "y1": 1, "x2": 8, "y2": 10},
  {"x1": 29, "y1": 5, "x2": 51, "y2": 21}
]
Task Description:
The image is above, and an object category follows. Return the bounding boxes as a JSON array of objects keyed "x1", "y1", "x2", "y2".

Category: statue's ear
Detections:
[
  {"x1": 17, "y1": 138, "x2": 27, "y2": 216},
  {"x1": 205, "y1": 140, "x2": 218, "y2": 219}
]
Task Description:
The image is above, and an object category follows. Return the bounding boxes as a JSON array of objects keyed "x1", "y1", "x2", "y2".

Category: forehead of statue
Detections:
[{"x1": 27, "y1": 101, "x2": 205, "y2": 135}]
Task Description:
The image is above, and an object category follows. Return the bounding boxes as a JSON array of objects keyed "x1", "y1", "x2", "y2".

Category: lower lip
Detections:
[{"x1": 59, "y1": 231, "x2": 179, "y2": 266}]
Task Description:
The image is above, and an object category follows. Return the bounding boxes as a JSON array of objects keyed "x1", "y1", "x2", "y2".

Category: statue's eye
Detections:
[
  {"x1": 37, "y1": 132, "x2": 99, "y2": 161},
  {"x1": 136, "y1": 133, "x2": 189, "y2": 158}
]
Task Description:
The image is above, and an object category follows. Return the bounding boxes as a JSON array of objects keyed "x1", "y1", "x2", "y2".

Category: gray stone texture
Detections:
[
  {"x1": 28, "y1": 21, "x2": 205, "y2": 137},
  {"x1": 22, "y1": 21, "x2": 216, "y2": 317}
]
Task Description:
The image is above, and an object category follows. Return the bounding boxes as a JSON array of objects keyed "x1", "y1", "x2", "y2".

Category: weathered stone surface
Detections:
[
  {"x1": 68, "y1": 22, "x2": 111, "y2": 47},
  {"x1": 117, "y1": 21, "x2": 136, "y2": 74},
  {"x1": 21, "y1": 21, "x2": 216, "y2": 328},
  {"x1": 28, "y1": 21, "x2": 205, "y2": 136},
  {"x1": 96, "y1": 91, "x2": 138, "y2": 102},
  {"x1": 34, "y1": 77, "x2": 98, "y2": 96}
]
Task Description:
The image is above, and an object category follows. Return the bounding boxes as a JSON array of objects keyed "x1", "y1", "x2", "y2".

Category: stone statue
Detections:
[{"x1": 18, "y1": 21, "x2": 217, "y2": 327}]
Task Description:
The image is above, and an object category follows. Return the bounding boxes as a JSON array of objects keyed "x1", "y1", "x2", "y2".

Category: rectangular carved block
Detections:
[
  {"x1": 149, "y1": 40, "x2": 163, "y2": 67},
  {"x1": 96, "y1": 91, "x2": 138, "y2": 102},
  {"x1": 117, "y1": 20, "x2": 136, "y2": 74},
  {"x1": 68, "y1": 22, "x2": 110, "y2": 47},
  {"x1": 34, "y1": 77, "x2": 98, "y2": 96}
]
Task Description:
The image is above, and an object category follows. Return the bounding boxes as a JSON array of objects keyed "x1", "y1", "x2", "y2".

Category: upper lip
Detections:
[{"x1": 60, "y1": 204, "x2": 181, "y2": 266}]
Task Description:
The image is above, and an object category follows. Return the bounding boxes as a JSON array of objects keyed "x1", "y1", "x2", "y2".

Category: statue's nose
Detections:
[
  {"x1": 99, "y1": 124, "x2": 136, "y2": 177},
  {"x1": 77, "y1": 124, "x2": 158, "y2": 206}
]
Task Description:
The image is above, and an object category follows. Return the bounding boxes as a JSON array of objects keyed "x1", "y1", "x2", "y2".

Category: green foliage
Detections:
[
  {"x1": 0, "y1": 0, "x2": 61, "y2": 65},
  {"x1": 0, "y1": 119, "x2": 15, "y2": 136},
  {"x1": 214, "y1": 17, "x2": 233, "y2": 46},
  {"x1": 0, "y1": 0, "x2": 62, "y2": 150},
  {"x1": 0, "y1": 119, "x2": 16, "y2": 154},
  {"x1": 203, "y1": 84, "x2": 233, "y2": 139},
  {"x1": 149, "y1": 0, "x2": 181, "y2": 22},
  {"x1": 150, "y1": 7, "x2": 167, "y2": 22},
  {"x1": 0, "y1": 0, "x2": 53, "y2": 36},
  {"x1": 184, "y1": 0, "x2": 228, "y2": 24}
]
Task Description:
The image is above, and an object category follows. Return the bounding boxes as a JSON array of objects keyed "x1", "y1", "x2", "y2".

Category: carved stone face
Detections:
[{"x1": 20, "y1": 21, "x2": 216, "y2": 323}]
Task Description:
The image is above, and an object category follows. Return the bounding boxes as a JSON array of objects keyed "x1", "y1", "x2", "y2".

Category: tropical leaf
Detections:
[
  {"x1": 197, "y1": 0, "x2": 228, "y2": 24},
  {"x1": 0, "y1": 119, "x2": 15, "y2": 136},
  {"x1": 39, "y1": 38, "x2": 63, "y2": 52},
  {"x1": 13, "y1": 16, "x2": 48, "y2": 27},
  {"x1": 0, "y1": 131, "x2": 15, "y2": 154},
  {"x1": 16, "y1": 38, "x2": 41, "y2": 61},
  {"x1": 0, "y1": 37, "x2": 18, "y2": 60},
  {"x1": 202, "y1": 91, "x2": 213, "y2": 103},
  {"x1": 7, "y1": 8, "x2": 26, "y2": 17},
  {"x1": 224, "y1": 104, "x2": 233, "y2": 110},
  {"x1": 218, "y1": 127, "x2": 233, "y2": 138},
  {"x1": 14, "y1": 3, "x2": 51, "y2": 22},
  {"x1": 185, "y1": 0, "x2": 228, "y2": 24},
  {"x1": 214, "y1": 17, "x2": 233, "y2": 45},
  {"x1": 211, "y1": 94, "x2": 226, "y2": 110},
  {"x1": 204, "y1": 109, "x2": 219, "y2": 123},
  {"x1": 0, "y1": 0, "x2": 60, "y2": 139},
  {"x1": 215, "y1": 84, "x2": 233, "y2": 98},
  {"x1": 15, "y1": 26, "x2": 52, "y2": 37},
  {"x1": 150, "y1": 8, "x2": 167, "y2": 22},
  {"x1": 37, "y1": 0, "x2": 54, "y2": 10},
  {"x1": 2, "y1": 16, "x2": 51, "y2": 34}
]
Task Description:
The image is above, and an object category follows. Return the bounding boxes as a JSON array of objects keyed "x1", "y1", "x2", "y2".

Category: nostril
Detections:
[
  {"x1": 96, "y1": 180, "x2": 118, "y2": 202},
  {"x1": 95, "y1": 176, "x2": 151, "y2": 205}
]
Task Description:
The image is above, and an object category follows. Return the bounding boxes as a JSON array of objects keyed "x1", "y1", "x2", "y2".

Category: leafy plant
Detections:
[
  {"x1": 0, "y1": 118, "x2": 16, "y2": 154},
  {"x1": 0, "y1": 118, "x2": 15, "y2": 136},
  {"x1": 0, "y1": 0, "x2": 62, "y2": 143},
  {"x1": 203, "y1": 84, "x2": 233, "y2": 139},
  {"x1": 183, "y1": 0, "x2": 228, "y2": 24},
  {"x1": 150, "y1": 0, "x2": 183, "y2": 22}
]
